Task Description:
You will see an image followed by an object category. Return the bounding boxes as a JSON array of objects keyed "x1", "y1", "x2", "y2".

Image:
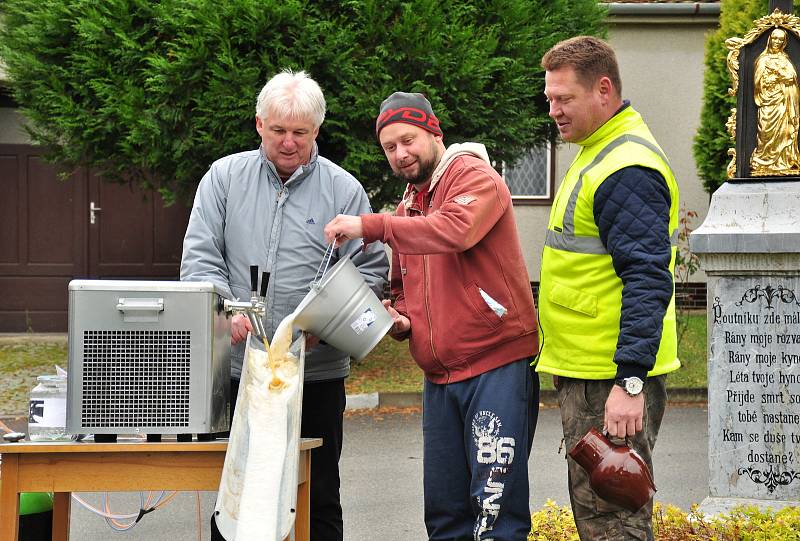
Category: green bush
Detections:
[
  {"x1": 528, "y1": 500, "x2": 579, "y2": 541},
  {"x1": 529, "y1": 501, "x2": 800, "y2": 540},
  {"x1": 0, "y1": 0, "x2": 606, "y2": 208},
  {"x1": 693, "y1": 0, "x2": 800, "y2": 194}
]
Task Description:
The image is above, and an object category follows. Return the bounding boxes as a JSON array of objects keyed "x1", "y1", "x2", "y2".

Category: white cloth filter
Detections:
[{"x1": 214, "y1": 314, "x2": 305, "y2": 541}]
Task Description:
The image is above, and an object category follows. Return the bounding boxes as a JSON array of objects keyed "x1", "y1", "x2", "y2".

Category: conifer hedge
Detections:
[{"x1": 0, "y1": 0, "x2": 606, "y2": 208}]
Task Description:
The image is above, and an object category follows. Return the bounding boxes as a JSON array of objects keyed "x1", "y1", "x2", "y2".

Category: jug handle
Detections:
[{"x1": 601, "y1": 428, "x2": 631, "y2": 448}]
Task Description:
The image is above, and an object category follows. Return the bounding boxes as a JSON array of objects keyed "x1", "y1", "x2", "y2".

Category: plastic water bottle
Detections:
[{"x1": 28, "y1": 375, "x2": 69, "y2": 441}]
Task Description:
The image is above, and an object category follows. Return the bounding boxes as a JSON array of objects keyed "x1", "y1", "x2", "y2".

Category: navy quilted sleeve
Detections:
[{"x1": 594, "y1": 166, "x2": 673, "y2": 380}]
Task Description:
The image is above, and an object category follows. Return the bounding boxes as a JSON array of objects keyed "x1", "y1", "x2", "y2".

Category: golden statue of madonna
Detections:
[{"x1": 750, "y1": 28, "x2": 800, "y2": 176}]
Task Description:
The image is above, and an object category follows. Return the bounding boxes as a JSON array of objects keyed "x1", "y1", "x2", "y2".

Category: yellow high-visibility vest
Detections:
[{"x1": 536, "y1": 106, "x2": 681, "y2": 380}]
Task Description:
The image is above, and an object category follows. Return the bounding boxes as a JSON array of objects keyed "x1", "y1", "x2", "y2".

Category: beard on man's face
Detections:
[{"x1": 393, "y1": 155, "x2": 437, "y2": 186}]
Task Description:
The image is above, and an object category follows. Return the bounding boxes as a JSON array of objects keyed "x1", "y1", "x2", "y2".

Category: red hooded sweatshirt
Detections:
[{"x1": 361, "y1": 143, "x2": 538, "y2": 384}]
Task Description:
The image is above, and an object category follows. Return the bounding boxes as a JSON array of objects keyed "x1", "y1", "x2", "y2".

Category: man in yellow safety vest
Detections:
[{"x1": 536, "y1": 36, "x2": 681, "y2": 540}]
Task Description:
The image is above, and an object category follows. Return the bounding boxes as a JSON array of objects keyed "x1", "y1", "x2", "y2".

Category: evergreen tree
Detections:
[{"x1": 0, "y1": 0, "x2": 606, "y2": 207}]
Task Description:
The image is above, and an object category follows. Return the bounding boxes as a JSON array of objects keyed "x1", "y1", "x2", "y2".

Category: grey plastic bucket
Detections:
[{"x1": 293, "y1": 256, "x2": 393, "y2": 361}]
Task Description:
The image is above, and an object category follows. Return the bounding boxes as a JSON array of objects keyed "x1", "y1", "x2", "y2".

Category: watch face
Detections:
[{"x1": 625, "y1": 378, "x2": 644, "y2": 395}]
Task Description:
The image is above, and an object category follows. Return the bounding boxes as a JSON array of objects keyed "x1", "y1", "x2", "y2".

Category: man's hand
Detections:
[
  {"x1": 324, "y1": 215, "x2": 364, "y2": 246},
  {"x1": 382, "y1": 299, "x2": 411, "y2": 335},
  {"x1": 604, "y1": 384, "x2": 644, "y2": 438},
  {"x1": 231, "y1": 314, "x2": 253, "y2": 345}
]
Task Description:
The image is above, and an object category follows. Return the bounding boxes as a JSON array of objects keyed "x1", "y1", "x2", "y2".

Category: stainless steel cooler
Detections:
[{"x1": 66, "y1": 280, "x2": 231, "y2": 438}]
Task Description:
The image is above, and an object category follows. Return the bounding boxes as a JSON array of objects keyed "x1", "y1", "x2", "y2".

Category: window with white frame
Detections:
[{"x1": 502, "y1": 143, "x2": 554, "y2": 203}]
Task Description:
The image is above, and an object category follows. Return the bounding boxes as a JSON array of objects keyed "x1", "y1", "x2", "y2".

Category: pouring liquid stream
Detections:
[{"x1": 262, "y1": 336, "x2": 284, "y2": 390}]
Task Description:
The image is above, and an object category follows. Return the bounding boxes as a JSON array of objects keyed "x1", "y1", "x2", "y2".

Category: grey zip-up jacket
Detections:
[{"x1": 181, "y1": 144, "x2": 389, "y2": 382}]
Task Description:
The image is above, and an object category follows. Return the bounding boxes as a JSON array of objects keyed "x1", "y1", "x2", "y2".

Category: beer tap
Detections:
[{"x1": 223, "y1": 265, "x2": 270, "y2": 340}]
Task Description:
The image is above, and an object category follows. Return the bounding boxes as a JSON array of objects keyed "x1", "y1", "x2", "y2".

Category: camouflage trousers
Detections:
[{"x1": 555, "y1": 375, "x2": 668, "y2": 541}]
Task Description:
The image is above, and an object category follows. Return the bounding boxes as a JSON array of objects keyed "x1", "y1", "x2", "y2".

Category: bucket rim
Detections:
[{"x1": 295, "y1": 256, "x2": 359, "y2": 323}]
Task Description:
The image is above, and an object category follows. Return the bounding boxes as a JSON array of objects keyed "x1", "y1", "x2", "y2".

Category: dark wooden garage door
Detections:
[
  {"x1": 87, "y1": 172, "x2": 191, "y2": 279},
  {"x1": 0, "y1": 145, "x2": 192, "y2": 332}
]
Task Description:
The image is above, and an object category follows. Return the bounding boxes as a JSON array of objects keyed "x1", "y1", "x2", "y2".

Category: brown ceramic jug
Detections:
[{"x1": 568, "y1": 427, "x2": 656, "y2": 512}]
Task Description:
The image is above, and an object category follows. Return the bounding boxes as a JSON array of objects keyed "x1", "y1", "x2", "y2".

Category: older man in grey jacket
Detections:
[{"x1": 181, "y1": 69, "x2": 388, "y2": 541}]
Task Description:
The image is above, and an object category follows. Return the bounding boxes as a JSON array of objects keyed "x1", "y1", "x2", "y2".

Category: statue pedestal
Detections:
[
  {"x1": 690, "y1": 182, "x2": 800, "y2": 514},
  {"x1": 699, "y1": 497, "x2": 797, "y2": 515},
  {"x1": 729, "y1": 175, "x2": 800, "y2": 183}
]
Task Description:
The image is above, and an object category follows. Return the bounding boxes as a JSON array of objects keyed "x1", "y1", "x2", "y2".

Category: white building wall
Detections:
[
  {"x1": 0, "y1": 59, "x2": 30, "y2": 144},
  {"x1": 514, "y1": 12, "x2": 719, "y2": 283},
  {"x1": 0, "y1": 108, "x2": 30, "y2": 144}
]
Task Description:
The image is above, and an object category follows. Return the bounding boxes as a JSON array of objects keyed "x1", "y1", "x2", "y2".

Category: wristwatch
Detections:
[{"x1": 615, "y1": 376, "x2": 644, "y2": 397}]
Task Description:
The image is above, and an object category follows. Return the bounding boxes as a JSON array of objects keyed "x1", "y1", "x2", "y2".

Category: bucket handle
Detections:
[{"x1": 312, "y1": 241, "x2": 337, "y2": 288}]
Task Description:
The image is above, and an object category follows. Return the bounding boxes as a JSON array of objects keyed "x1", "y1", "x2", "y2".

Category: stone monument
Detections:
[{"x1": 691, "y1": 0, "x2": 800, "y2": 513}]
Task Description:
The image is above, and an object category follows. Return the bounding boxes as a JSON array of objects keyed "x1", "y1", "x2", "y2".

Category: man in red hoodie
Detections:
[{"x1": 324, "y1": 92, "x2": 539, "y2": 540}]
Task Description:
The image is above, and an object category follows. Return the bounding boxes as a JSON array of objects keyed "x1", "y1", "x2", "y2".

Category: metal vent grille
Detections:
[{"x1": 81, "y1": 330, "x2": 191, "y2": 428}]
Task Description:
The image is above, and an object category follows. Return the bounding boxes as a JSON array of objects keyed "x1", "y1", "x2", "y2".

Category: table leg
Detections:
[
  {"x1": 52, "y1": 493, "x2": 71, "y2": 541},
  {"x1": 0, "y1": 453, "x2": 21, "y2": 541},
  {"x1": 294, "y1": 451, "x2": 311, "y2": 541}
]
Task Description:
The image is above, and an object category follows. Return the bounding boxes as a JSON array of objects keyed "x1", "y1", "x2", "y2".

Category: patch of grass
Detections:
[
  {"x1": 349, "y1": 313, "x2": 709, "y2": 394},
  {"x1": 0, "y1": 338, "x2": 68, "y2": 416},
  {"x1": 672, "y1": 312, "x2": 708, "y2": 388},
  {"x1": 346, "y1": 337, "x2": 422, "y2": 395}
]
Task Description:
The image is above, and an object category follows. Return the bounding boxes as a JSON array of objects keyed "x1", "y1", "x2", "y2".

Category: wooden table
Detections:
[{"x1": 0, "y1": 437, "x2": 322, "y2": 541}]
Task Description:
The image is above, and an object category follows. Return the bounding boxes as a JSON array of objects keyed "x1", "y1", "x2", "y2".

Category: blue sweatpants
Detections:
[{"x1": 422, "y1": 358, "x2": 539, "y2": 541}]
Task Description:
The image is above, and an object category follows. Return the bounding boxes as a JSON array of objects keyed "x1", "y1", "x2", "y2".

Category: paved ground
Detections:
[
  {"x1": 2, "y1": 404, "x2": 709, "y2": 540},
  {"x1": 340, "y1": 404, "x2": 709, "y2": 540}
]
